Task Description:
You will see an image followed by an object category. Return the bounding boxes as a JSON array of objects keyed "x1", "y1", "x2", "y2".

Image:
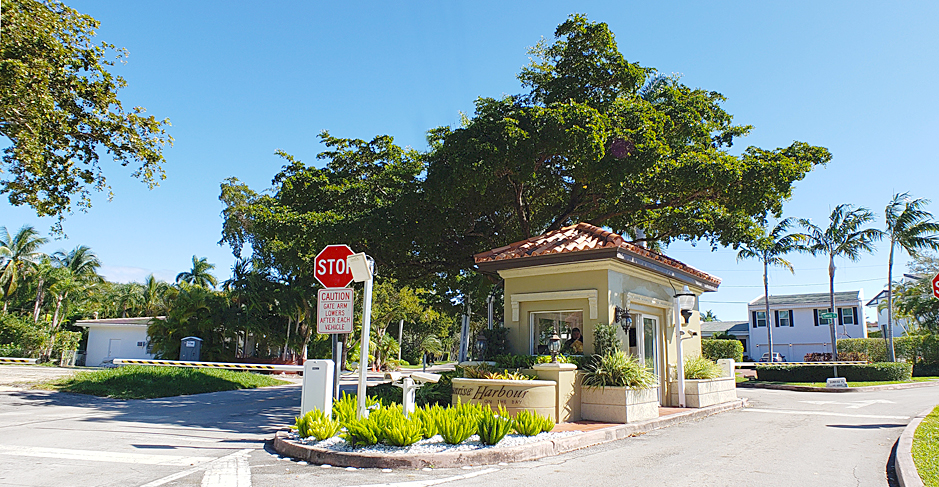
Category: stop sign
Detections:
[
  {"x1": 932, "y1": 272, "x2": 939, "y2": 300},
  {"x1": 314, "y1": 245, "x2": 354, "y2": 288}
]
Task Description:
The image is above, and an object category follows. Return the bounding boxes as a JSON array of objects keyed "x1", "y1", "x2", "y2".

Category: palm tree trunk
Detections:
[
  {"x1": 887, "y1": 239, "x2": 897, "y2": 362},
  {"x1": 829, "y1": 255, "x2": 838, "y2": 361},
  {"x1": 283, "y1": 317, "x2": 292, "y2": 360},
  {"x1": 764, "y1": 258, "x2": 773, "y2": 361},
  {"x1": 33, "y1": 278, "x2": 45, "y2": 323}
]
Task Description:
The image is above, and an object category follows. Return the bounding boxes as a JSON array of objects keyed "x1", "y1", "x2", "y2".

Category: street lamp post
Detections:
[
  {"x1": 347, "y1": 252, "x2": 374, "y2": 419},
  {"x1": 674, "y1": 286, "x2": 696, "y2": 408}
]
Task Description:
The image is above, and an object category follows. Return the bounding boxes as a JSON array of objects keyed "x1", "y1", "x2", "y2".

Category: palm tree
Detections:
[
  {"x1": 799, "y1": 205, "x2": 882, "y2": 360},
  {"x1": 737, "y1": 218, "x2": 801, "y2": 362},
  {"x1": 53, "y1": 245, "x2": 103, "y2": 284},
  {"x1": 176, "y1": 255, "x2": 218, "y2": 289},
  {"x1": 0, "y1": 225, "x2": 48, "y2": 313},
  {"x1": 883, "y1": 193, "x2": 939, "y2": 361},
  {"x1": 142, "y1": 274, "x2": 170, "y2": 316}
]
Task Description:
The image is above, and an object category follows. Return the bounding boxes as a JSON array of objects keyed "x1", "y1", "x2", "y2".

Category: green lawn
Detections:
[
  {"x1": 743, "y1": 377, "x2": 939, "y2": 388},
  {"x1": 41, "y1": 365, "x2": 290, "y2": 399},
  {"x1": 913, "y1": 405, "x2": 939, "y2": 486}
]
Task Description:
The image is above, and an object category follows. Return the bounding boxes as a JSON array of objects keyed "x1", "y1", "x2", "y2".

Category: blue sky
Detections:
[{"x1": 2, "y1": 1, "x2": 937, "y2": 322}]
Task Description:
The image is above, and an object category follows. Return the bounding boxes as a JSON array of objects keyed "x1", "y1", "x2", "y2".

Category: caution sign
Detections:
[{"x1": 317, "y1": 288, "x2": 354, "y2": 334}]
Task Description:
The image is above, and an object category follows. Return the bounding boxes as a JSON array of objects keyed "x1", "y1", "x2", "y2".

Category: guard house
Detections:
[{"x1": 474, "y1": 223, "x2": 721, "y2": 406}]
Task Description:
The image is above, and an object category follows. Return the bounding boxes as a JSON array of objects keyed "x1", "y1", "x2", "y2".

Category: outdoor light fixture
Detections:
[
  {"x1": 614, "y1": 305, "x2": 633, "y2": 335},
  {"x1": 547, "y1": 332, "x2": 562, "y2": 363},
  {"x1": 474, "y1": 333, "x2": 488, "y2": 361},
  {"x1": 347, "y1": 252, "x2": 375, "y2": 419},
  {"x1": 676, "y1": 286, "x2": 696, "y2": 325}
]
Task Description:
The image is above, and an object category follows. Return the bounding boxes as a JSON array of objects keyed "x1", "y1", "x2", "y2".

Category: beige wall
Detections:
[{"x1": 498, "y1": 258, "x2": 708, "y2": 406}]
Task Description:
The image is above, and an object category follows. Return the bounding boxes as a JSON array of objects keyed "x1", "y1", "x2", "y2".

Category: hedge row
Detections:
[
  {"x1": 838, "y1": 336, "x2": 939, "y2": 365},
  {"x1": 755, "y1": 362, "x2": 913, "y2": 382},
  {"x1": 701, "y1": 339, "x2": 744, "y2": 363}
]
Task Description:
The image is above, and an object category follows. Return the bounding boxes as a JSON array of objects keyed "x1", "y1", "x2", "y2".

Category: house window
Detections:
[
  {"x1": 816, "y1": 308, "x2": 833, "y2": 326},
  {"x1": 840, "y1": 307, "x2": 856, "y2": 325},
  {"x1": 776, "y1": 310, "x2": 792, "y2": 327},
  {"x1": 753, "y1": 311, "x2": 767, "y2": 328},
  {"x1": 530, "y1": 311, "x2": 583, "y2": 355}
]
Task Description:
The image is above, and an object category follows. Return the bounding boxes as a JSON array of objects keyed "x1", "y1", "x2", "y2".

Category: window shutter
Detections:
[
  {"x1": 752, "y1": 311, "x2": 757, "y2": 328},
  {"x1": 789, "y1": 310, "x2": 794, "y2": 327},
  {"x1": 853, "y1": 307, "x2": 859, "y2": 326},
  {"x1": 814, "y1": 309, "x2": 819, "y2": 326},
  {"x1": 837, "y1": 307, "x2": 844, "y2": 325},
  {"x1": 774, "y1": 310, "x2": 779, "y2": 327}
]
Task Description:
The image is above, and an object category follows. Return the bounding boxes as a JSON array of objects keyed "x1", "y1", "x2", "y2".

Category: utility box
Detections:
[
  {"x1": 179, "y1": 337, "x2": 203, "y2": 361},
  {"x1": 301, "y1": 359, "x2": 335, "y2": 417}
]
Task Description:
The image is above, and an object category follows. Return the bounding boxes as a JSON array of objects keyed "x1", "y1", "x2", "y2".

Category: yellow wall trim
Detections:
[
  {"x1": 500, "y1": 259, "x2": 709, "y2": 295},
  {"x1": 511, "y1": 289, "x2": 599, "y2": 322}
]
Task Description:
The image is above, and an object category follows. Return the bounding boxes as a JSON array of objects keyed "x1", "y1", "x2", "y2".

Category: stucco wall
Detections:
[{"x1": 85, "y1": 326, "x2": 155, "y2": 366}]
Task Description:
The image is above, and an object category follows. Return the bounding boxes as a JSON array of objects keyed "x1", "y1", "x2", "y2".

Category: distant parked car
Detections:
[{"x1": 760, "y1": 352, "x2": 785, "y2": 363}]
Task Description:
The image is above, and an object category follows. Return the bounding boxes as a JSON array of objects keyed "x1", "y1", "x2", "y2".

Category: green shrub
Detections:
[
  {"x1": 593, "y1": 322, "x2": 620, "y2": 357},
  {"x1": 493, "y1": 353, "x2": 537, "y2": 369},
  {"x1": 479, "y1": 326, "x2": 510, "y2": 360},
  {"x1": 342, "y1": 416, "x2": 380, "y2": 448},
  {"x1": 755, "y1": 362, "x2": 913, "y2": 382},
  {"x1": 367, "y1": 382, "x2": 403, "y2": 405},
  {"x1": 582, "y1": 351, "x2": 656, "y2": 389},
  {"x1": 477, "y1": 406, "x2": 513, "y2": 445},
  {"x1": 540, "y1": 413, "x2": 555, "y2": 433},
  {"x1": 412, "y1": 405, "x2": 440, "y2": 438},
  {"x1": 512, "y1": 409, "x2": 544, "y2": 436},
  {"x1": 294, "y1": 408, "x2": 341, "y2": 441},
  {"x1": 416, "y1": 370, "x2": 457, "y2": 407},
  {"x1": 332, "y1": 392, "x2": 380, "y2": 424},
  {"x1": 437, "y1": 406, "x2": 477, "y2": 445},
  {"x1": 913, "y1": 363, "x2": 939, "y2": 377},
  {"x1": 701, "y1": 339, "x2": 743, "y2": 363},
  {"x1": 684, "y1": 356, "x2": 723, "y2": 379},
  {"x1": 381, "y1": 412, "x2": 423, "y2": 447}
]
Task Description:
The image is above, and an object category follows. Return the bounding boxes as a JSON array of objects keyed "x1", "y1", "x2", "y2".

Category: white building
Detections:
[
  {"x1": 747, "y1": 291, "x2": 866, "y2": 361},
  {"x1": 76, "y1": 317, "x2": 161, "y2": 366},
  {"x1": 700, "y1": 320, "x2": 750, "y2": 358},
  {"x1": 866, "y1": 274, "x2": 922, "y2": 337}
]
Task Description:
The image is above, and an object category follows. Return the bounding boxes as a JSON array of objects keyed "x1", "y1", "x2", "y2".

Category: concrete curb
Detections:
[
  {"x1": 273, "y1": 398, "x2": 748, "y2": 468},
  {"x1": 738, "y1": 380, "x2": 939, "y2": 393},
  {"x1": 896, "y1": 405, "x2": 934, "y2": 487}
]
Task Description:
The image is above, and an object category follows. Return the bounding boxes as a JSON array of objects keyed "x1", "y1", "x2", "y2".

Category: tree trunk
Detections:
[
  {"x1": 764, "y1": 257, "x2": 773, "y2": 362},
  {"x1": 886, "y1": 239, "x2": 897, "y2": 362},
  {"x1": 829, "y1": 255, "x2": 838, "y2": 361},
  {"x1": 33, "y1": 278, "x2": 45, "y2": 323},
  {"x1": 283, "y1": 317, "x2": 292, "y2": 360}
]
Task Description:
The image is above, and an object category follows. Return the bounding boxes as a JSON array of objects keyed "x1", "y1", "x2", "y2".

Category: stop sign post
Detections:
[
  {"x1": 314, "y1": 245, "x2": 354, "y2": 289},
  {"x1": 314, "y1": 244, "x2": 354, "y2": 401},
  {"x1": 932, "y1": 272, "x2": 939, "y2": 299}
]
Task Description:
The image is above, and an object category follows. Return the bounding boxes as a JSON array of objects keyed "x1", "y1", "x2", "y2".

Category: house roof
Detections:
[
  {"x1": 701, "y1": 320, "x2": 750, "y2": 336},
  {"x1": 75, "y1": 317, "x2": 164, "y2": 328},
  {"x1": 473, "y1": 223, "x2": 721, "y2": 289},
  {"x1": 748, "y1": 291, "x2": 861, "y2": 307}
]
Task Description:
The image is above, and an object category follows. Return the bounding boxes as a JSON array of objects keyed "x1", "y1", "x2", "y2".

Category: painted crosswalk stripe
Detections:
[
  {"x1": 744, "y1": 408, "x2": 909, "y2": 420},
  {"x1": 0, "y1": 444, "x2": 213, "y2": 466},
  {"x1": 201, "y1": 449, "x2": 251, "y2": 487}
]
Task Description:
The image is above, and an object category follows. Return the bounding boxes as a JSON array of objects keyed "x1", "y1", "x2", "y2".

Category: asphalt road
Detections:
[{"x1": 0, "y1": 371, "x2": 936, "y2": 487}]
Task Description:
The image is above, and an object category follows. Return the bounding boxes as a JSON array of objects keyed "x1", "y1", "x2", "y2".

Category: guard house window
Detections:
[
  {"x1": 530, "y1": 311, "x2": 582, "y2": 355},
  {"x1": 776, "y1": 310, "x2": 792, "y2": 327},
  {"x1": 752, "y1": 311, "x2": 767, "y2": 328}
]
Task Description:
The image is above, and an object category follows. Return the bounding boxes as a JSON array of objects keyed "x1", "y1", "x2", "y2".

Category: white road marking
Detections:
[
  {"x1": 846, "y1": 399, "x2": 895, "y2": 409},
  {"x1": 139, "y1": 449, "x2": 254, "y2": 487},
  {"x1": 745, "y1": 408, "x2": 909, "y2": 420},
  {"x1": 798, "y1": 399, "x2": 896, "y2": 409},
  {"x1": 201, "y1": 449, "x2": 251, "y2": 487},
  {"x1": 347, "y1": 467, "x2": 499, "y2": 487},
  {"x1": 0, "y1": 444, "x2": 213, "y2": 465}
]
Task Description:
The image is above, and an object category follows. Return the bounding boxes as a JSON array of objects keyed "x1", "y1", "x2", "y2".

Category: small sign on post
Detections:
[
  {"x1": 932, "y1": 272, "x2": 939, "y2": 299},
  {"x1": 820, "y1": 312, "x2": 838, "y2": 321},
  {"x1": 317, "y1": 288, "x2": 354, "y2": 334},
  {"x1": 826, "y1": 377, "x2": 848, "y2": 388}
]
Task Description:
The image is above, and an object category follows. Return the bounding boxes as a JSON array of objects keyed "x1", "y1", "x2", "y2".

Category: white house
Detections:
[
  {"x1": 866, "y1": 274, "x2": 922, "y2": 337},
  {"x1": 76, "y1": 317, "x2": 161, "y2": 366},
  {"x1": 700, "y1": 320, "x2": 750, "y2": 358},
  {"x1": 747, "y1": 291, "x2": 866, "y2": 361}
]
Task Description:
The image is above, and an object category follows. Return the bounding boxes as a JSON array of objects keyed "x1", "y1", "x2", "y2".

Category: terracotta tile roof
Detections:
[{"x1": 474, "y1": 222, "x2": 721, "y2": 286}]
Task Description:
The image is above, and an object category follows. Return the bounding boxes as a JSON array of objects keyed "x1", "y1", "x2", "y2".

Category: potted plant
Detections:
[
  {"x1": 671, "y1": 356, "x2": 737, "y2": 408},
  {"x1": 580, "y1": 351, "x2": 659, "y2": 423}
]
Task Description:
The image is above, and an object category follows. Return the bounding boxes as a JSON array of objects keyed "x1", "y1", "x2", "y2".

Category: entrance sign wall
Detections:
[{"x1": 451, "y1": 378, "x2": 556, "y2": 420}]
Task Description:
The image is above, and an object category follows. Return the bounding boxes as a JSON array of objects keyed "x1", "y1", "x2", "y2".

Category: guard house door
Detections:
[{"x1": 638, "y1": 316, "x2": 661, "y2": 401}]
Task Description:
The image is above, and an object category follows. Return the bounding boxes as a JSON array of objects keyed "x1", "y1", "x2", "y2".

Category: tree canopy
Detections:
[
  {"x1": 220, "y1": 14, "x2": 830, "y2": 300},
  {"x1": 0, "y1": 0, "x2": 172, "y2": 228}
]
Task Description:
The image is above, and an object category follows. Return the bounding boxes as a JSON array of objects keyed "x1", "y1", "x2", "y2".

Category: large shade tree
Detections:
[
  {"x1": 883, "y1": 193, "x2": 939, "y2": 360},
  {"x1": 0, "y1": 0, "x2": 172, "y2": 229},
  {"x1": 736, "y1": 218, "x2": 801, "y2": 362},
  {"x1": 799, "y1": 205, "x2": 882, "y2": 360},
  {"x1": 220, "y1": 15, "x2": 830, "y2": 308}
]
